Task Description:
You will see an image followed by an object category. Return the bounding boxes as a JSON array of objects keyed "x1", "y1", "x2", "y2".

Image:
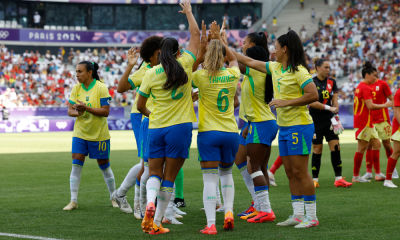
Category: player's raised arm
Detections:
[
  {"x1": 192, "y1": 21, "x2": 208, "y2": 72},
  {"x1": 117, "y1": 47, "x2": 140, "y2": 93},
  {"x1": 209, "y1": 21, "x2": 238, "y2": 69},
  {"x1": 179, "y1": 0, "x2": 200, "y2": 57}
]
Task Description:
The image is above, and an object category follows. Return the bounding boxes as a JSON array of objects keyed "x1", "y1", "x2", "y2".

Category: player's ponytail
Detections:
[
  {"x1": 313, "y1": 57, "x2": 327, "y2": 71},
  {"x1": 246, "y1": 46, "x2": 273, "y2": 103},
  {"x1": 159, "y1": 37, "x2": 188, "y2": 90},
  {"x1": 246, "y1": 32, "x2": 269, "y2": 53},
  {"x1": 277, "y1": 30, "x2": 309, "y2": 73},
  {"x1": 203, "y1": 40, "x2": 226, "y2": 76},
  {"x1": 361, "y1": 61, "x2": 377, "y2": 78},
  {"x1": 78, "y1": 61, "x2": 100, "y2": 81}
]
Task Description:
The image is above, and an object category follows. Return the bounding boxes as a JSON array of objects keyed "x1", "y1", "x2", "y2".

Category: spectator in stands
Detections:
[
  {"x1": 253, "y1": 14, "x2": 259, "y2": 23},
  {"x1": 247, "y1": 18, "x2": 252, "y2": 28},
  {"x1": 246, "y1": 13, "x2": 252, "y2": 23},
  {"x1": 311, "y1": 8, "x2": 316, "y2": 23},
  {"x1": 33, "y1": 12, "x2": 41, "y2": 28},
  {"x1": 300, "y1": 0, "x2": 304, "y2": 10},
  {"x1": 318, "y1": 18, "x2": 324, "y2": 30},
  {"x1": 262, "y1": 21, "x2": 267, "y2": 32},
  {"x1": 179, "y1": 23, "x2": 186, "y2": 30},
  {"x1": 300, "y1": 26, "x2": 307, "y2": 42},
  {"x1": 241, "y1": 16, "x2": 248, "y2": 29},
  {"x1": 273, "y1": 16, "x2": 277, "y2": 32},
  {"x1": 233, "y1": 16, "x2": 240, "y2": 29},
  {"x1": 223, "y1": 13, "x2": 230, "y2": 30}
]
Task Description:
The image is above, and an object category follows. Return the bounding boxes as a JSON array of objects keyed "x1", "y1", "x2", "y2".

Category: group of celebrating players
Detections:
[{"x1": 61, "y1": 0, "x2": 399, "y2": 235}]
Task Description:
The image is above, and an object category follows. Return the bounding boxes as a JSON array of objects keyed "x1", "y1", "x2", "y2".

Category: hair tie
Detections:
[
  {"x1": 92, "y1": 62, "x2": 94, "y2": 65},
  {"x1": 173, "y1": 50, "x2": 179, "y2": 55}
]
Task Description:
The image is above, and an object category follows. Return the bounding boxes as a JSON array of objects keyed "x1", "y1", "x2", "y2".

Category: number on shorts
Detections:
[
  {"x1": 217, "y1": 88, "x2": 229, "y2": 112},
  {"x1": 292, "y1": 133, "x2": 298, "y2": 144},
  {"x1": 99, "y1": 142, "x2": 107, "y2": 151}
]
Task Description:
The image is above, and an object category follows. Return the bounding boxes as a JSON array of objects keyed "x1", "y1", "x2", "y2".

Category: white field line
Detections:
[{"x1": 0, "y1": 232, "x2": 65, "y2": 240}]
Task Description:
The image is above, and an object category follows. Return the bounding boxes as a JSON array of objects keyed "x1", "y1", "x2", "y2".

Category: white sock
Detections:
[
  {"x1": 146, "y1": 175, "x2": 161, "y2": 204},
  {"x1": 117, "y1": 163, "x2": 141, "y2": 197},
  {"x1": 291, "y1": 195, "x2": 305, "y2": 217},
  {"x1": 254, "y1": 186, "x2": 271, "y2": 212},
  {"x1": 140, "y1": 165, "x2": 149, "y2": 204},
  {"x1": 134, "y1": 182, "x2": 140, "y2": 203},
  {"x1": 239, "y1": 165, "x2": 256, "y2": 207},
  {"x1": 313, "y1": 178, "x2": 319, "y2": 182},
  {"x1": 70, "y1": 160, "x2": 84, "y2": 203},
  {"x1": 100, "y1": 164, "x2": 115, "y2": 199},
  {"x1": 304, "y1": 195, "x2": 317, "y2": 219},
  {"x1": 203, "y1": 168, "x2": 218, "y2": 227},
  {"x1": 216, "y1": 178, "x2": 222, "y2": 206},
  {"x1": 165, "y1": 184, "x2": 176, "y2": 216},
  {"x1": 335, "y1": 176, "x2": 342, "y2": 181},
  {"x1": 154, "y1": 180, "x2": 173, "y2": 226},
  {"x1": 219, "y1": 165, "x2": 235, "y2": 213}
]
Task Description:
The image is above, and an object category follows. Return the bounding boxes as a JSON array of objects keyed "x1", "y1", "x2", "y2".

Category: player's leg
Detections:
[
  {"x1": 135, "y1": 162, "x2": 144, "y2": 213},
  {"x1": 139, "y1": 117, "x2": 151, "y2": 218},
  {"x1": 268, "y1": 156, "x2": 282, "y2": 186},
  {"x1": 353, "y1": 127, "x2": 372, "y2": 182},
  {"x1": 385, "y1": 139, "x2": 400, "y2": 188},
  {"x1": 162, "y1": 184, "x2": 183, "y2": 225},
  {"x1": 370, "y1": 138, "x2": 385, "y2": 181},
  {"x1": 363, "y1": 143, "x2": 373, "y2": 179},
  {"x1": 64, "y1": 137, "x2": 88, "y2": 211},
  {"x1": 311, "y1": 127, "x2": 323, "y2": 187}
]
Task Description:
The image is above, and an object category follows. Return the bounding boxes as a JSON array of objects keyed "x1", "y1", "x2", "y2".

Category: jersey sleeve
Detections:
[
  {"x1": 228, "y1": 66, "x2": 241, "y2": 80},
  {"x1": 138, "y1": 70, "x2": 152, "y2": 98},
  {"x1": 332, "y1": 79, "x2": 339, "y2": 93},
  {"x1": 128, "y1": 62, "x2": 149, "y2": 90},
  {"x1": 192, "y1": 70, "x2": 200, "y2": 89},
  {"x1": 99, "y1": 84, "x2": 112, "y2": 106},
  {"x1": 394, "y1": 90, "x2": 400, "y2": 107},
  {"x1": 382, "y1": 81, "x2": 392, "y2": 97},
  {"x1": 68, "y1": 85, "x2": 77, "y2": 105},
  {"x1": 265, "y1": 62, "x2": 273, "y2": 75},
  {"x1": 297, "y1": 66, "x2": 313, "y2": 89},
  {"x1": 179, "y1": 51, "x2": 196, "y2": 72}
]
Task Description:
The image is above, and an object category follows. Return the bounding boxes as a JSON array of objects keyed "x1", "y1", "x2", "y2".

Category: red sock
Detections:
[
  {"x1": 353, "y1": 152, "x2": 364, "y2": 177},
  {"x1": 366, "y1": 149, "x2": 373, "y2": 173},
  {"x1": 385, "y1": 148, "x2": 393, "y2": 159},
  {"x1": 270, "y1": 156, "x2": 282, "y2": 174},
  {"x1": 386, "y1": 157, "x2": 398, "y2": 180},
  {"x1": 372, "y1": 150, "x2": 381, "y2": 174}
]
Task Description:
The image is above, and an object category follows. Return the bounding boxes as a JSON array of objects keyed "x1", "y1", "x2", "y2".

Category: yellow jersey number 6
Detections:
[
  {"x1": 292, "y1": 133, "x2": 298, "y2": 144},
  {"x1": 99, "y1": 142, "x2": 107, "y2": 151}
]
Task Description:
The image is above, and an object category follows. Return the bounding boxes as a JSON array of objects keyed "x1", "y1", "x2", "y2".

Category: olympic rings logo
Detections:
[{"x1": 0, "y1": 31, "x2": 9, "y2": 39}]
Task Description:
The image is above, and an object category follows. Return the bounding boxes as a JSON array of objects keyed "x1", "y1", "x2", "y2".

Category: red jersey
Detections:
[
  {"x1": 354, "y1": 82, "x2": 373, "y2": 128},
  {"x1": 369, "y1": 80, "x2": 392, "y2": 124},
  {"x1": 392, "y1": 89, "x2": 400, "y2": 134}
]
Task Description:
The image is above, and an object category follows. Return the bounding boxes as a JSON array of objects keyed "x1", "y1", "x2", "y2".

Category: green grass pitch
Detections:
[{"x1": 0, "y1": 130, "x2": 399, "y2": 239}]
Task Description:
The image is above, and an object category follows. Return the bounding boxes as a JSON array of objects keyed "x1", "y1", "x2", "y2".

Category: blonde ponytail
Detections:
[{"x1": 203, "y1": 40, "x2": 226, "y2": 76}]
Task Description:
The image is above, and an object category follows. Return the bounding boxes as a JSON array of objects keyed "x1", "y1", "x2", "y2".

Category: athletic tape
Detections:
[{"x1": 250, "y1": 171, "x2": 263, "y2": 179}]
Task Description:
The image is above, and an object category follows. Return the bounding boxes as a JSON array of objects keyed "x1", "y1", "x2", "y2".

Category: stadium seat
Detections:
[
  {"x1": 50, "y1": 25, "x2": 56, "y2": 30},
  {"x1": 69, "y1": 26, "x2": 75, "y2": 30},
  {"x1": 63, "y1": 26, "x2": 69, "y2": 30},
  {"x1": 44, "y1": 25, "x2": 50, "y2": 30},
  {"x1": 56, "y1": 26, "x2": 63, "y2": 30},
  {"x1": 75, "y1": 26, "x2": 81, "y2": 31},
  {"x1": 17, "y1": 24, "x2": 22, "y2": 29},
  {"x1": 0, "y1": 21, "x2": 5, "y2": 28},
  {"x1": 81, "y1": 26, "x2": 88, "y2": 30}
]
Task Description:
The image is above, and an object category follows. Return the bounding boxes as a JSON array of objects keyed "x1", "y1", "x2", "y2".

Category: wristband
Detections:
[{"x1": 324, "y1": 105, "x2": 331, "y2": 110}]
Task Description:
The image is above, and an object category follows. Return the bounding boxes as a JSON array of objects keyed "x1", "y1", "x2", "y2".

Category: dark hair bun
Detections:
[
  {"x1": 93, "y1": 62, "x2": 99, "y2": 71},
  {"x1": 364, "y1": 61, "x2": 373, "y2": 69}
]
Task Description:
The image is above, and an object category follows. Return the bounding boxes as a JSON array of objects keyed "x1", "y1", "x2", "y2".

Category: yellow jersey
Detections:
[
  {"x1": 69, "y1": 80, "x2": 111, "y2": 141},
  {"x1": 193, "y1": 66, "x2": 240, "y2": 133},
  {"x1": 128, "y1": 62, "x2": 152, "y2": 114},
  {"x1": 266, "y1": 62, "x2": 313, "y2": 127},
  {"x1": 139, "y1": 51, "x2": 197, "y2": 129},
  {"x1": 242, "y1": 67, "x2": 276, "y2": 122}
]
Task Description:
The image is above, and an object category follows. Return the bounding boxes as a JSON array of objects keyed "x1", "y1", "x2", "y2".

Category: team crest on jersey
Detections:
[
  {"x1": 376, "y1": 86, "x2": 380, "y2": 91},
  {"x1": 327, "y1": 84, "x2": 331, "y2": 89},
  {"x1": 313, "y1": 133, "x2": 316, "y2": 139},
  {"x1": 86, "y1": 96, "x2": 89, "y2": 101}
]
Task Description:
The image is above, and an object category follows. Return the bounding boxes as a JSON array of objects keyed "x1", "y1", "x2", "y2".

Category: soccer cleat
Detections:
[
  {"x1": 63, "y1": 201, "x2": 78, "y2": 211},
  {"x1": 200, "y1": 224, "x2": 217, "y2": 235},
  {"x1": 334, "y1": 178, "x2": 353, "y2": 188},
  {"x1": 111, "y1": 199, "x2": 119, "y2": 208},
  {"x1": 247, "y1": 210, "x2": 275, "y2": 223},
  {"x1": 149, "y1": 222, "x2": 169, "y2": 235},
  {"x1": 216, "y1": 205, "x2": 225, "y2": 213},
  {"x1": 352, "y1": 176, "x2": 371, "y2": 183},
  {"x1": 237, "y1": 203, "x2": 254, "y2": 217},
  {"x1": 240, "y1": 210, "x2": 259, "y2": 220},
  {"x1": 162, "y1": 215, "x2": 183, "y2": 225},
  {"x1": 375, "y1": 173, "x2": 386, "y2": 181},
  {"x1": 268, "y1": 171, "x2": 277, "y2": 186},
  {"x1": 173, "y1": 205, "x2": 186, "y2": 215},
  {"x1": 393, "y1": 168, "x2": 399, "y2": 179},
  {"x1": 174, "y1": 198, "x2": 186, "y2": 208},
  {"x1": 294, "y1": 215, "x2": 319, "y2": 228},
  {"x1": 141, "y1": 202, "x2": 155, "y2": 233},
  {"x1": 276, "y1": 215, "x2": 303, "y2": 226},
  {"x1": 223, "y1": 211, "x2": 234, "y2": 230},
  {"x1": 140, "y1": 198, "x2": 146, "y2": 219},
  {"x1": 111, "y1": 191, "x2": 133, "y2": 213},
  {"x1": 174, "y1": 213, "x2": 183, "y2": 219},
  {"x1": 313, "y1": 180, "x2": 320, "y2": 188},
  {"x1": 362, "y1": 172, "x2": 373, "y2": 180},
  {"x1": 383, "y1": 180, "x2": 398, "y2": 188},
  {"x1": 134, "y1": 201, "x2": 142, "y2": 219}
]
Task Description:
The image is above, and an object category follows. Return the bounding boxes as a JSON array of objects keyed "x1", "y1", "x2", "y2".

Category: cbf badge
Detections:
[
  {"x1": 313, "y1": 133, "x2": 316, "y2": 139},
  {"x1": 86, "y1": 96, "x2": 89, "y2": 101}
]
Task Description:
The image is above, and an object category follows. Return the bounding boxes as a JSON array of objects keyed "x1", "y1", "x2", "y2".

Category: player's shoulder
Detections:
[
  {"x1": 296, "y1": 64, "x2": 310, "y2": 75},
  {"x1": 378, "y1": 79, "x2": 389, "y2": 86}
]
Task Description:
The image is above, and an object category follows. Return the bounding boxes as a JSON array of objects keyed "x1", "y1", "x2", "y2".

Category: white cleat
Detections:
[
  {"x1": 384, "y1": 180, "x2": 398, "y2": 188},
  {"x1": 174, "y1": 213, "x2": 183, "y2": 219},
  {"x1": 216, "y1": 205, "x2": 225, "y2": 213},
  {"x1": 361, "y1": 172, "x2": 373, "y2": 180},
  {"x1": 392, "y1": 168, "x2": 399, "y2": 179},
  {"x1": 111, "y1": 199, "x2": 119, "y2": 208},
  {"x1": 63, "y1": 201, "x2": 78, "y2": 211},
  {"x1": 134, "y1": 201, "x2": 142, "y2": 219},
  {"x1": 111, "y1": 191, "x2": 133, "y2": 213},
  {"x1": 294, "y1": 215, "x2": 319, "y2": 228},
  {"x1": 173, "y1": 205, "x2": 186, "y2": 215},
  {"x1": 162, "y1": 215, "x2": 183, "y2": 225},
  {"x1": 276, "y1": 215, "x2": 303, "y2": 226},
  {"x1": 375, "y1": 173, "x2": 386, "y2": 181},
  {"x1": 268, "y1": 171, "x2": 277, "y2": 186},
  {"x1": 139, "y1": 198, "x2": 146, "y2": 219},
  {"x1": 352, "y1": 176, "x2": 371, "y2": 183}
]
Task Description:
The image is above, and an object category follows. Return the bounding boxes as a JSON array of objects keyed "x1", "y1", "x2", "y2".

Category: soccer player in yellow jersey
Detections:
[
  {"x1": 63, "y1": 61, "x2": 116, "y2": 211},
  {"x1": 227, "y1": 31, "x2": 320, "y2": 228},
  {"x1": 136, "y1": 0, "x2": 200, "y2": 235},
  {"x1": 191, "y1": 22, "x2": 239, "y2": 234}
]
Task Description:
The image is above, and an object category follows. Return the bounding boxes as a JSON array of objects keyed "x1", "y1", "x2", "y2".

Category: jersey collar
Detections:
[
  {"x1": 81, "y1": 79, "x2": 96, "y2": 91},
  {"x1": 281, "y1": 65, "x2": 291, "y2": 74}
]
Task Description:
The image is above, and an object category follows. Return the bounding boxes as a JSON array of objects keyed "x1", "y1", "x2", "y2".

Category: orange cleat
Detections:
[
  {"x1": 149, "y1": 222, "x2": 169, "y2": 235},
  {"x1": 200, "y1": 224, "x2": 217, "y2": 235},
  {"x1": 240, "y1": 210, "x2": 259, "y2": 220},
  {"x1": 141, "y1": 202, "x2": 155, "y2": 233},
  {"x1": 247, "y1": 210, "x2": 276, "y2": 223},
  {"x1": 313, "y1": 180, "x2": 320, "y2": 188},
  {"x1": 223, "y1": 211, "x2": 234, "y2": 230},
  {"x1": 334, "y1": 178, "x2": 353, "y2": 187}
]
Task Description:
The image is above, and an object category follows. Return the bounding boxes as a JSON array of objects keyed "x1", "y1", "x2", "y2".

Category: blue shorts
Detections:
[
  {"x1": 72, "y1": 137, "x2": 110, "y2": 159},
  {"x1": 147, "y1": 123, "x2": 192, "y2": 159},
  {"x1": 278, "y1": 124, "x2": 314, "y2": 157},
  {"x1": 247, "y1": 120, "x2": 278, "y2": 146},
  {"x1": 239, "y1": 121, "x2": 249, "y2": 146},
  {"x1": 130, "y1": 113, "x2": 142, "y2": 157},
  {"x1": 140, "y1": 117, "x2": 150, "y2": 162},
  {"x1": 197, "y1": 131, "x2": 239, "y2": 164}
]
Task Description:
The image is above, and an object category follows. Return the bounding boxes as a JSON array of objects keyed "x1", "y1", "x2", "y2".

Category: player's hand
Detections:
[
  {"x1": 329, "y1": 106, "x2": 338, "y2": 113},
  {"x1": 74, "y1": 100, "x2": 87, "y2": 112},
  {"x1": 210, "y1": 21, "x2": 221, "y2": 40},
  {"x1": 198, "y1": 21, "x2": 208, "y2": 61},
  {"x1": 179, "y1": 0, "x2": 192, "y2": 14},
  {"x1": 221, "y1": 29, "x2": 228, "y2": 45},
  {"x1": 269, "y1": 99, "x2": 288, "y2": 110},
  {"x1": 331, "y1": 121, "x2": 344, "y2": 135},
  {"x1": 384, "y1": 101, "x2": 392, "y2": 108},
  {"x1": 242, "y1": 126, "x2": 249, "y2": 139},
  {"x1": 192, "y1": 91, "x2": 199, "y2": 102},
  {"x1": 127, "y1": 47, "x2": 140, "y2": 67}
]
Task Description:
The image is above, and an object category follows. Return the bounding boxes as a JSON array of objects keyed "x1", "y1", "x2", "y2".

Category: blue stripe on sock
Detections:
[
  {"x1": 136, "y1": 179, "x2": 140, "y2": 186},
  {"x1": 291, "y1": 195, "x2": 304, "y2": 202},
  {"x1": 98, "y1": 162, "x2": 110, "y2": 170},
  {"x1": 304, "y1": 195, "x2": 316, "y2": 203},
  {"x1": 72, "y1": 159, "x2": 84, "y2": 167},
  {"x1": 254, "y1": 185, "x2": 269, "y2": 194},
  {"x1": 237, "y1": 161, "x2": 247, "y2": 171},
  {"x1": 149, "y1": 175, "x2": 161, "y2": 182}
]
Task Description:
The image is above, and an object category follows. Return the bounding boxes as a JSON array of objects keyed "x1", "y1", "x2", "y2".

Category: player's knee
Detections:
[
  {"x1": 284, "y1": 168, "x2": 294, "y2": 178},
  {"x1": 332, "y1": 144, "x2": 340, "y2": 152}
]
